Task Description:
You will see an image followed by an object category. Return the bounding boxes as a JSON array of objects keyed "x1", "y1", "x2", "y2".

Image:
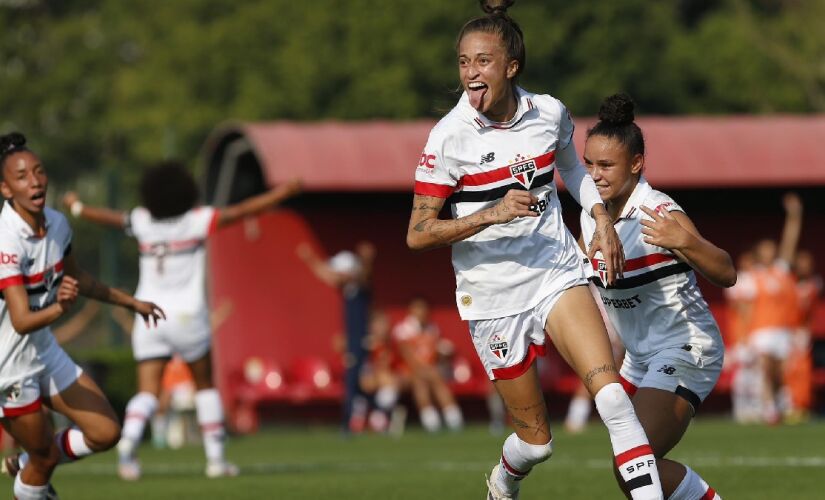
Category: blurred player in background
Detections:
[
  {"x1": 0, "y1": 132, "x2": 164, "y2": 500},
  {"x1": 358, "y1": 309, "x2": 404, "y2": 433},
  {"x1": 581, "y1": 94, "x2": 735, "y2": 499},
  {"x1": 393, "y1": 298, "x2": 463, "y2": 433},
  {"x1": 784, "y1": 249, "x2": 821, "y2": 422},
  {"x1": 64, "y1": 162, "x2": 300, "y2": 479},
  {"x1": 297, "y1": 241, "x2": 375, "y2": 435},
  {"x1": 736, "y1": 194, "x2": 802, "y2": 424},
  {"x1": 407, "y1": 3, "x2": 663, "y2": 498}
]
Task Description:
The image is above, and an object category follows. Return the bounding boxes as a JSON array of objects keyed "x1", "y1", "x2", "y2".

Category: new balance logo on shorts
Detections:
[
  {"x1": 488, "y1": 334, "x2": 509, "y2": 359},
  {"x1": 657, "y1": 365, "x2": 676, "y2": 375}
]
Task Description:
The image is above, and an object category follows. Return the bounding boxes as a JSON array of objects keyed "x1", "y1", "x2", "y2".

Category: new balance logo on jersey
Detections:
[
  {"x1": 510, "y1": 159, "x2": 537, "y2": 189},
  {"x1": 488, "y1": 334, "x2": 509, "y2": 359},
  {"x1": 0, "y1": 252, "x2": 18, "y2": 265},
  {"x1": 480, "y1": 152, "x2": 495, "y2": 164},
  {"x1": 657, "y1": 365, "x2": 676, "y2": 375}
]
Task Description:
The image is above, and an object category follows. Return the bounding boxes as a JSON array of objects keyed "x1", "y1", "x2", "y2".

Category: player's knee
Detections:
[
  {"x1": 85, "y1": 420, "x2": 121, "y2": 451},
  {"x1": 27, "y1": 443, "x2": 61, "y2": 472}
]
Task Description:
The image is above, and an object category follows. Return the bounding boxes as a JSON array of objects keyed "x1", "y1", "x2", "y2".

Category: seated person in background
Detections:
[
  {"x1": 359, "y1": 310, "x2": 405, "y2": 433},
  {"x1": 392, "y1": 298, "x2": 463, "y2": 432}
]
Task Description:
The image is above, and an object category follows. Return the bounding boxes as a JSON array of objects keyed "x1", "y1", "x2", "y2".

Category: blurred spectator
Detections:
[
  {"x1": 784, "y1": 250, "x2": 822, "y2": 423},
  {"x1": 358, "y1": 309, "x2": 405, "y2": 434},
  {"x1": 298, "y1": 241, "x2": 375, "y2": 435},
  {"x1": 392, "y1": 298, "x2": 463, "y2": 432}
]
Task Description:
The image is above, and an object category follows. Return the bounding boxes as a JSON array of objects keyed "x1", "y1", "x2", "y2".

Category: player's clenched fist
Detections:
[
  {"x1": 56, "y1": 276, "x2": 79, "y2": 312},
  {"x1": 488, "y1": 189, "x2": 539, "y2": 224}
]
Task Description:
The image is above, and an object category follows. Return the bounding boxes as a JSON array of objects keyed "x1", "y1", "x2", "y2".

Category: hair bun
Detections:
[
  {"x1": 0, "y1": 132, "x2": 26, "y2": 153},
  {"x1": 598, "y1": 93, "x2": 635, "y2": 126},
  {"x1": 480, "y1": 0, "x2": 515, "y2": 16}
]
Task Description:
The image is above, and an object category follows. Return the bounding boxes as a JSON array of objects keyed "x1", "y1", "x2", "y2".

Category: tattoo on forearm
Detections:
[{"x1": 583, "y1": 363, "x2": 617, "y2": 389}]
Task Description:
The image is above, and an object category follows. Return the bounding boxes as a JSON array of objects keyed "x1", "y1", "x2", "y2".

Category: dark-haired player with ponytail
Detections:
[
  {"x1": 407, "y1": 2, "x2": 663, "y2": 499},
  {"x1": 63, "y1": 162, "x2": 300, "y2": 480},
  {"x1": 0, "y1": 132, "x2": 164, "y2": 500},
  {"x1": 581, "y1": 94, "x2": 735, "y2": 500}
]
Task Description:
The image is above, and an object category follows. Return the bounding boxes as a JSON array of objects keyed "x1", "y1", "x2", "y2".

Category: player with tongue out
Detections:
[{"x1": 408, "y1": 1, "x2": 664, "y2": 499}]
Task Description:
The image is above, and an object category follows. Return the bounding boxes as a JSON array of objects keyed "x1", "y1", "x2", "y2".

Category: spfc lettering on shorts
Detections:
[
  {"x1": 510, "y1": 159, "x2": 537, "y2": 189},
  {"x1": 597, "y1": 260, "x2": 608, "y2": 285},
  {"x1": 488, "y1": 334, "x2": 509, "y2": 359}
]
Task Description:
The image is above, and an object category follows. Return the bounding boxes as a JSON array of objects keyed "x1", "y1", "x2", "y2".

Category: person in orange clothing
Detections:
[
  {"x1": 358, "y1": 309, "x2": 405, "y2": 433},
  {"x1": 741, "y1": 193, "x2": 803, "y2": 424},
  {"x1": 392, "y1": 298, "x2": 463, "y2": 433},
  {"x1": 784, "y1": 250, "x2": 822, "y2": 422}
]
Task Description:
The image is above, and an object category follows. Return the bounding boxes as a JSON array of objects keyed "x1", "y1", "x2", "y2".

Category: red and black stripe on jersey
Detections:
[{"x1": 590, "y1": 253, "x2": 692, "y2": 290}]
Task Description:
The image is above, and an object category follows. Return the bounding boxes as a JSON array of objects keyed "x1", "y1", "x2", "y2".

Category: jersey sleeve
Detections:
[
  {"x1": 647, "y1": 191, "x2": 685, "y2": 217},
  {"x1": 189, "y1": 206, "x2": 219, "y2": 239},
  {"x1": 126, "y1": 207, "x2": 150, "y2": 239},
  {"x1": 413, "y1": 128, "x2": 457, "y2": 199},
  {"x1": 558, "y1": 101, "x2": 576, "y2": 150},
  {"x1": 0, "y1": 232, "x2": 25, "y2": 291}
]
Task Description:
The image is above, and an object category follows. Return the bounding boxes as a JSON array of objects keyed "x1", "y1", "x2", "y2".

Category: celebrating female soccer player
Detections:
[
  {"x1": 0, "y1": 132, "x2": 164, "y2": 500},
  {"x1": 580, "y1": 93, "x2": 736, "y2": 499},
  {"x1": 64, "y1": 162, "x2": 300, "y2": 480},
  {"x1": 407, "y1": 2, "x2": 663, "y2": 498}
]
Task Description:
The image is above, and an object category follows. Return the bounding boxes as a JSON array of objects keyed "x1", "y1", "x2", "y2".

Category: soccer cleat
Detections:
[
  {"x1": 485, "y1": 464, "x2": 519, "y2": 500},
  {"x1": 205, "y1": 461, "x2": 240, "y2": 478},
  {"x1": 2, "y1": 454, "x2": 20, "y2": 478},
  {"x1": 118, "y1": 457, "x2": 142, "y2": 481}
]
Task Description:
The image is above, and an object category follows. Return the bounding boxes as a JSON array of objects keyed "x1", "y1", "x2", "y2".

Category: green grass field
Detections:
[{"x1": 9, "y1": 418, "x2": 824, "y2": 499}]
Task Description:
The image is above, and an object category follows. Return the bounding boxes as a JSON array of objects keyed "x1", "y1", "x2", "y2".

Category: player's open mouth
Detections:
[
  {"x1": 467, "y1": 81, "x2": 488, "y2": 110},
  {"x1": 31, "y1": 191, "x2": 46, "y2": 205}
]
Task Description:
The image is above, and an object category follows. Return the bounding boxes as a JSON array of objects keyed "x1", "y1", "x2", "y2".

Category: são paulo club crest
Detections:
[
  {"x1": 596, "y1": 260, "x2": 608, "y2": 286},
  {"x1": 488, "y1": 334, "x2": 509, "y2": 359},
  {"x1": 510, "y1": 158, "x2": 537, "y2": 189}
]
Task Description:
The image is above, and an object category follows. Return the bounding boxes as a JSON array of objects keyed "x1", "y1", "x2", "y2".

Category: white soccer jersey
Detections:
[
  {"x1": 580, "y1": 178, "x2": 723, "y2": 363},
  {"x1": 414, "y1": 88, "x2": 599, "y2": 320},
  {"x1": 0, "y1": 202, "x2": 71, "y2": 389},
  {"x1": 128, "y1": 206, "x2": 217, "y2": 314}
]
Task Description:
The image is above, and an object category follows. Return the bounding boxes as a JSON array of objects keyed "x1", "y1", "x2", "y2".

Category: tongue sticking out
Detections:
[{"x1": 468, "y1": 87, "x2": 487, "y2": 110}]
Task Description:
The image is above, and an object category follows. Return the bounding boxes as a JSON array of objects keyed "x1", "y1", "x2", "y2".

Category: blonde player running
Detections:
[
  {"x1": 407, "y1": 2, "x2": 663, "y2": 498},
  {"x1": 0, "y1": 132, "x2": 164, "y2": 500},
  {"x1": 64, "y1": 162, "x2": 300, "y2": 480},
  {"x1": 580, "y1": 94, "x2": 736, "y2": 499}
]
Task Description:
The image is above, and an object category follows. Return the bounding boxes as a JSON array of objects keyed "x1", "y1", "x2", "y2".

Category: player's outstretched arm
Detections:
[
  {"x1": 62, "y1": 192, "x2": 128, "y2": 229},
  {"x1": 63, "y1": 255, "x2": 166, "y2": 328},
  {"x1": 406, "y1": 191, "x2": 538, "y2": 251},
  {"x1": 296, "y1": 243, "x2": 347, "y2": 288},
  {"x1": 639, "y1": 206, "x2": 736, "y2": 288},
  {"x1": 778, "y1": 192, "x2": 803, "y2": 265},
  {"x1": 216, "y1": 178, "x2": 302, "y2": 229}
]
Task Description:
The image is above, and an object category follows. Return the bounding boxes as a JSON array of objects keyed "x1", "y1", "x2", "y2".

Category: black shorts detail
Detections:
[
  {"x1": 625, "y1": 474, "x2": 653, "y2": 490},
  {"x1": 675, "y1": 384, "x2": 701, "y2": 411}
]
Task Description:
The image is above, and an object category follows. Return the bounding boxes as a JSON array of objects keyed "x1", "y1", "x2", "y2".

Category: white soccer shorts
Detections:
[
  {"x1": 749, "y1": 327, "x2": 793, "y2": 361},
  {"x1": 469, "y1": 278, "x2": 588, "y2": 381},
  {"x1": 132, "y1": 309, "x2": 211, "y2": 363},
  {"x1": 0, "y1": 342, "x2": 82, "y2": 418},
  {"x1": 619, "y1": 344, "x2": 723, "y2": 413}
]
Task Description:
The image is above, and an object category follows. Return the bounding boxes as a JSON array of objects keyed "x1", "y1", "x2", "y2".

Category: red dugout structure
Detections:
[{"x1": 201, "y1": 116, "x2": 825, "y2": 431}]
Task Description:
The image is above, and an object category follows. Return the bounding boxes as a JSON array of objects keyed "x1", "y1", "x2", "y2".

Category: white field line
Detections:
[{"x1": 49, "y1": 456, "x2": 825, "y2": 476}]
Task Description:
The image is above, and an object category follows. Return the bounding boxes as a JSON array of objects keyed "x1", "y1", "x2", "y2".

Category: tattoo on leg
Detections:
[
  {"x1": 583, "y1": 363, "x2": 617, "y2": 389},
  {"x1": 507, "y1": 401, "x2": 549, "y2": 437}
]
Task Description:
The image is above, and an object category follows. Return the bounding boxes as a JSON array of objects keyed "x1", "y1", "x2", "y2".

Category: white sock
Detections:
[
  {"x1": 196, "y1": 389, "x2": 227, "y2": 464},
  {"x1": 565, "y1": 395, "x2": 592, "y2": 431},
  {"x1": 13, "y1": 474, "x2": 48, "y2": 500},
  {"x1": 495, "y1": 433, "x2": 553, "y2": 495},
  {"x1": 120, "y1": 392, "x2": 159, "y2": 459},
  {"x1": 151, "y1": 413, "x2": 169, "y2": 447},
  {"x1": 442, "y1": 405, "x2": 464, "y2": 431},
  {"x1": 419, "y1": 406, "x2": 441, "y2": 432},
  {"x1": 375, "y1": 386, "x2": 398, "y2": 411},
  {"x1": 668, "y1": 466, "x2": 721, "y2": 500},
  {"x1": 56, "y1": 427, "x2": 94, "y2": 463},
  {"x1": 594, "y1": 383, "x2": 663, "y2": 500}
]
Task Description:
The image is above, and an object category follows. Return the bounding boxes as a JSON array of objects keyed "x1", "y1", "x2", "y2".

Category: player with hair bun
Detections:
[
  {"x1": 0, "y1": 132, "x2": 165, "y2": 500},
  {"x1": 581, "y1": 93, "x2": 735, "y2": 499},
  {"x1": 64, "y1": 162, "x2": 300, "y2": 480},
  {"x1": 407, "y1": 2, "x2": 663, "y2": 498}
]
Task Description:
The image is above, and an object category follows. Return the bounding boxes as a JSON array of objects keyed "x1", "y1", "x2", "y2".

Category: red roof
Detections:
[{"x1": 203, "y1": 115, "x2": 825, "y2": 191}]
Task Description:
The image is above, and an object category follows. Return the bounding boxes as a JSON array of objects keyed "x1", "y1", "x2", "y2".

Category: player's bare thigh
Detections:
[
  {"x1": 45, "y1": 372, "x2": 120, "y2": 450},
  {"x1": 631, "y1": 387, "x2": 693, "y2": 457},
  {"x1": 545, "y1": 285, "x2": 619, "y2": 395},
  {"x1": 136, "y1": 358, "x2": 168, "y2": 396},
  {"x1": 187, "y1": 351, "x2": 215, "y2": 391}
]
